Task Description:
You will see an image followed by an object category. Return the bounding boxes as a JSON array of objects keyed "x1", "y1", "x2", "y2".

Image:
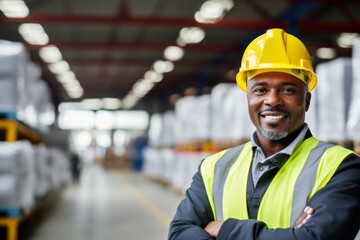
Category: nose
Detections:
[{"x1": 264, "y1": 90, "x2": 284, "y2": 107}]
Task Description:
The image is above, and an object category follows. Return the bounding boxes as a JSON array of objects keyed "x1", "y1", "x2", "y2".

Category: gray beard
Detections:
[{"x1": 260, "y1": 127, "x2": 289, "y2": 140}]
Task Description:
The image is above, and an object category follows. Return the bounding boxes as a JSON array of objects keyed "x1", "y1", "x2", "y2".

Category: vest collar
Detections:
[{"x1": 251, "y1": 124, "x2": 310, "y2": 168}]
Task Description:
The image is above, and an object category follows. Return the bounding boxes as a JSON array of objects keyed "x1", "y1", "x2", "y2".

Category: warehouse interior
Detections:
[{"x1": 0, "y1": 0, "x2": 360, "y2": 239}]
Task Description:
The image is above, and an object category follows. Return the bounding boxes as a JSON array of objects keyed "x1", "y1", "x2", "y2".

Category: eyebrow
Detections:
[{"x1": 250, "y1": 81, "x2": 301, "y2": 88}]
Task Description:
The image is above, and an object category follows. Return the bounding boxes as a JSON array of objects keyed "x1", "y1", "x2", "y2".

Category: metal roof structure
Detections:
[{"x1": 1, "y1": 0, "x2": 360, "y2": 112}]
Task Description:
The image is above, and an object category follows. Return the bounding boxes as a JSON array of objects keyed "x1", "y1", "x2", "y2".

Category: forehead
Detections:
[{"x1": 247, "y1": 72, "x2": 306, "y2": 88}]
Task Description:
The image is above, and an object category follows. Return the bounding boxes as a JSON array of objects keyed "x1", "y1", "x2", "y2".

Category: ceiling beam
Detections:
[
  {"x1": 24, "y1": 38, "x2": 349, "y2": 53},
  {"x1": 0, "y1": 14, "x2": 287, "y2": 29},
  {"x1": 3, "y1": 14, "x2": 360, "y2": 32},
  {"x1": 24, "y1": 41, "x2": 241, "y2": 52}
]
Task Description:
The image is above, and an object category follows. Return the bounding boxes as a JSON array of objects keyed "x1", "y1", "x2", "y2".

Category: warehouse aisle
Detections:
[{"x1": 29, "y1": 164, "x2": 184, "y2": 240}]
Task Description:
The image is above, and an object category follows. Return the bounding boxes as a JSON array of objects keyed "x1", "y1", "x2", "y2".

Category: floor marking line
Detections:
[{"x1": 115, "y1": 174, "x2": 171, "y2": 227}]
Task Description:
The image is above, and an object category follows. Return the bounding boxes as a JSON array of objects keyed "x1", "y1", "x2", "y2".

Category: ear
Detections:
[{"x1": 305, "y1": 92, "x2": 311, "y2": 111}]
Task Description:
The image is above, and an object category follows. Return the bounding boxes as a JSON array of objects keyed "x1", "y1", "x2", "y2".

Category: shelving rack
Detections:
[{"x1": 0, "y1": 119, "x2": 44, "y2": 240}]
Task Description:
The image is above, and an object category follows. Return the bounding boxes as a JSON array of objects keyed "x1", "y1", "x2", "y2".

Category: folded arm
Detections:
[{"x1": 169, "y1": 154, "x2": 360, "y2": 240}]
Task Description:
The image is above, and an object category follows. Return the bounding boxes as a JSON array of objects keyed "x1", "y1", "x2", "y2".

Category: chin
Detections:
[{"x1": 260, "y1": 129, "x2": 289, "y2": 141}]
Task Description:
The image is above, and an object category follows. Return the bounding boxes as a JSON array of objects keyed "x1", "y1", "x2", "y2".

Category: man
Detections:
[{"x1": 168, "y1": 28, "x2": 360, "y2": 239}]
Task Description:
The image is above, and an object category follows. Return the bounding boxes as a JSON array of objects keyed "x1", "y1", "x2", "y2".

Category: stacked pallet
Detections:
[
  {"x1": 144, "y1": 84, "x2": 254, "y2": 193},
  {"x1": 0, "y1": 39, "x2": 54, "y2": 133}
]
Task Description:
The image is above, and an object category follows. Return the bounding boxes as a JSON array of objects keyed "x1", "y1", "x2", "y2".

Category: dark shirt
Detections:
[{"x1": 168, "y1": 131, "x2": 360, "y2": 240}]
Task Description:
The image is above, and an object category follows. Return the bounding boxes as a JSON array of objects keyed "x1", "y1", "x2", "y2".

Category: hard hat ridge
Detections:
[{"x1": 236, "y1": 28, "x2": 317, "y2": 92}]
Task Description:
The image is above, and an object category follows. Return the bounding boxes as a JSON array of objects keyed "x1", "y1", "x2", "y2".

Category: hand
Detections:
[
  {"x1": 292, "y1": 206, "x2": 315, "y2": 228},
  {"x1": 204, "y1": 220, "x2": 224, "y2": 238}
]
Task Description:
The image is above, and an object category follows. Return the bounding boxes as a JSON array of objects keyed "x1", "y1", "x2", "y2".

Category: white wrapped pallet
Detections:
[
  {"x1": 347, "y1": 39, "x2": 360, "y2": 141},
  {"x1": 226, "y1": 85, "x2": 254, "y2": 141},
  {"x1": 33, "y1": 80, "x2": 55, "y2": 133},
  {"x1": 160, "y1": 148, "x2": 176, "y2": 183},
  {"x1": 0, "y1": 40, "x2": 30, "y2": 119},
  {"x1": 210, "y1": 83, "x2": 254, "y2": 143},
  {"x1": 210, "y1": 83, "x2": 234, "y2": 142},
  {"x1": 315, "y1": 58, "x2": 353, "y2": 142},
  {"x1": 148, "y1": 113, "x2": 163, "y2": 147},
  {"x1": 33, "y1": 144, "x2": 51, "y2": 198},
  {"x1": 193, "y1": 94, "x2": 211, "y2": 142},
  {"x1": 305, "y1": 85, "x2": 319, "y2": 137},
  {"x1": 170, "y1": 152, "x2": 187, "y2": 192},
  {"x1": 23, "y1": 62, "x2": 41, "y2": 128},
  {"x1": 142, "y1": 147, "x2": 162, "y2": 179},
  {"x1": 142, "y1": 147, "x2": 176, "y2": 183},
  {"x1": 174, "y1": 94, "x2": 211, "y2": 144},
  {"x1": 0, "y1": 141, "x2": 35, "y2": 213},
  {"x1": 171, "y1": 151, "x2": 210, "y2": 193},
  {"x1": 47, "y1": 148, "x2": 71, "y2": 189},
  {"x1": 173, "y1": 95, "x2": 198, "y2": 144},
  {"x1": 159, "y1": 110, "x2": 177, "y2": 147}
]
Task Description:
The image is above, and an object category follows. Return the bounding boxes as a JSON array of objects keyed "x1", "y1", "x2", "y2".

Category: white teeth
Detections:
[{"x1": 264, "y1": 115, "x2": 284, "y2": 120}]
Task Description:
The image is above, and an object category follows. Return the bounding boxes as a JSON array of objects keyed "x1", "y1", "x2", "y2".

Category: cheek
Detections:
[{"x1": 247, "y1": 98, "x2": 261, "y2": 122}]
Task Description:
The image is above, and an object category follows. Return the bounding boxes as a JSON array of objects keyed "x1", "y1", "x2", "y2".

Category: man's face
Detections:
[{"x1": 246, "y1": 72, "x2": 311, "y2": 141}]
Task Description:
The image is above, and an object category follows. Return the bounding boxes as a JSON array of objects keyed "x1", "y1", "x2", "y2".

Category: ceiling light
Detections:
[
  {"x1": 62, "y1": 80, "x2": 82, "y2": 90},
  {"x1": 95, "y1": 111, "x2": 115, "y2": 130},
  {"x1": 18, "y1": 23, "x2": 49, "y2": 45},
  {"x1": 122, "y1": 94, "x2": 139, "y2": 109},
  {"x1": 198, "y1": 1, "x2": 224, "y2": 20},
  {"x1": 195, "y1": 0, "x2": 234, "y2": 24},
  {"x1": 114, "y1": 111, "x2": 149, "y2": 130},
  {"x1": 316, "y1": 47, "x2": 337, "y2": 59},
  {"x1": 67, "y1": 91, "x2": 83, "y2": 99},
  {"x1": 58, "y1": 110, "x2": 94, "y2": 129},
  {"x1": 153, "y1": 60, "x2": 174, "y2": 73},
  {"x1": 164, "y1": 46, "x2": 184, "y2": 61},
  {"x1": 58, "y1": 102, "x2": 84, "y2": 111},
  {"x1": 179, "y1": 27, "x2": 205, "y2": 44},
  {"x1": 144, "y1": 70, "x2": 163, "y2": 82},
  {"x1": 194, "y1": 12, "x2": 211, "y2": 24},
  {"x1": 39, "y1": 45, "x2": 62, "y2": 63},
  {"x1": 56, "y1": 71, "x2": 77, "y2": 83},
  {"x1": 0, "y1": 0, "x2": 29, "y2": 18},
  {"x1": 102, "y1": 98, "x2": 122, "y2": 109},
  {"x1": 48, "y1": 60, "x2": 70, "y2": 75},
  {"x1": 64, "y1": 85, "x2": 84, "y2": 99},
  {"x1": 337, "y1": 32, "x2": 360, "y2": 48},
  {"x1": 81, "y1": 98, "x2": 103, "y2": 110},
  {"x1": 133, "y1": 80, "x2": 155, "y2": 94}
]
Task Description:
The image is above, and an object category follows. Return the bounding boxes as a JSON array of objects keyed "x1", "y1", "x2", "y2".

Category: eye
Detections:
[
  {"x1": 281, "y1": 88, "x2": 296, "y2": 95},
  {"x1": 253, "y1": 87, "x2": 267, "y2": 95}
]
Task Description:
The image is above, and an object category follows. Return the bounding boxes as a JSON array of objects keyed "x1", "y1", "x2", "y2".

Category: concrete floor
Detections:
[{"x1": 28, "y1": 165, "x2": 184, "y2": 240}]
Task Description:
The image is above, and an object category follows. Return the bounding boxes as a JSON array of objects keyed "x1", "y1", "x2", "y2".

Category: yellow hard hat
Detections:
[{"x1": 236, "y1": 28, "x2": 317, "y2": 92}]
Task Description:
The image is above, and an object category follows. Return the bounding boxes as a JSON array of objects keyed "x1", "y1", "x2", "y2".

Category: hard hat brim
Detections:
[{"x1": 236, "y1": 67, "x2": 317, "y2": 92}]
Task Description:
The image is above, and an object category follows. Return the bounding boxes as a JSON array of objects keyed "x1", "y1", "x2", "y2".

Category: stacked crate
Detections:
[
  {"x1": 144, "y1": 84, "x2": 254, "y2": 193},
  {"x1": 348, "y1": 39, "x2": 360, "y2": 153},
  {"x1": 0, "y1": 40, "x2": 29, "y2": 122},
  {"x1": 0, "y1": 40, "x2": 55, "y2": 133},
  {"x1": 314, "y1": 58, "x2": 353, "y2": 144}
]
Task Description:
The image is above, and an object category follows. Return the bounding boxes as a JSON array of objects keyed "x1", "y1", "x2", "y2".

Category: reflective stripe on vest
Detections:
[{"x1": 200, "y1": 137, "x2": 353, "y2": 228}]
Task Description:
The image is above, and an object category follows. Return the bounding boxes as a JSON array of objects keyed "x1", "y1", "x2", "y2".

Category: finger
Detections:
[{"x1": 306, "y1": 207, "x2": 315, "y2": 215}]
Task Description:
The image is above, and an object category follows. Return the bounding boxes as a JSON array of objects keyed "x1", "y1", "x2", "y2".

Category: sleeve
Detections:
[
  {"x1": 217, "y1": 153, "x2": 360, "y2": 240},
  {"x1": 168, "y1": 167, "x2": 215, "y2": 240}
]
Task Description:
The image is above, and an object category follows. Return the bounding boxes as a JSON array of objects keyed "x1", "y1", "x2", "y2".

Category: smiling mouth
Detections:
[
  {"x1": 262, "y1": 115, "x2": 287, "y2": 120},
  {"x1": 260, "y1": 108, "x2": 289, "y2": 121}
]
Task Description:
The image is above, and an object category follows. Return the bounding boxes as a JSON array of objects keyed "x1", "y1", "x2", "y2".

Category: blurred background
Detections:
[{"x1": 0, "y1": 0, "x2": 360, "y2": 239}]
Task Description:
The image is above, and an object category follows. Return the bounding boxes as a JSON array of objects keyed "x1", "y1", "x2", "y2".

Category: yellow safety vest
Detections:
[{"x1": 201, "y1": 136, "x2": 354, "y2": 228}]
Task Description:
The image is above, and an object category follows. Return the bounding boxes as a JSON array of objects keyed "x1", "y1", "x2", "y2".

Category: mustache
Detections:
[{"x1": 260, "y1": 108, "x2": 290, "y2": 115}]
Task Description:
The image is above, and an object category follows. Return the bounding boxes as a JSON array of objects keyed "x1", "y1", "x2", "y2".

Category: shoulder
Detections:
[{"x1": 200, "y1": 143, "x2": 250, "y2": 173}]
